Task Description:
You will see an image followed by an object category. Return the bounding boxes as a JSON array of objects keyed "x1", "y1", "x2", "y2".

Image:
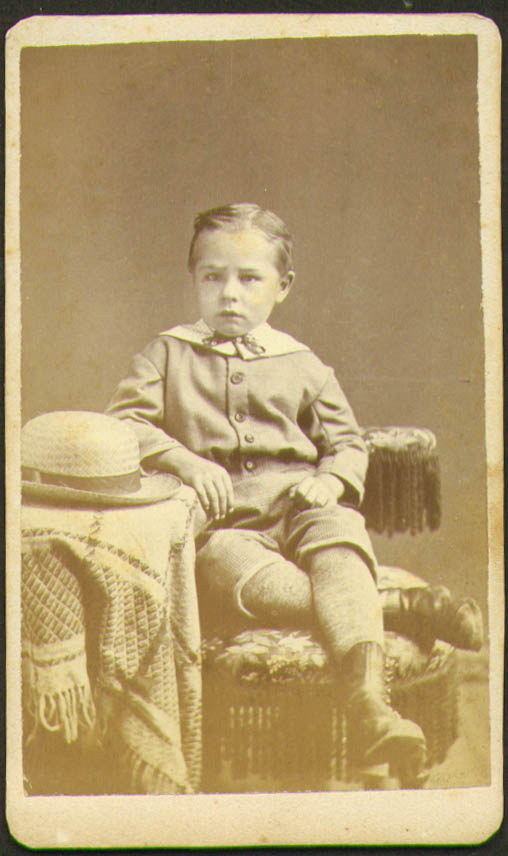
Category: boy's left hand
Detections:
[{"x1": 289, "y1": 473, "x2": 345, "y2": 508}]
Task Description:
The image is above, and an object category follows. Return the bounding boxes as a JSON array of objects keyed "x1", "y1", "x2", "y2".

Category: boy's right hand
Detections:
[{"x1": 148, "y1": 447, "x2": 234, "y2": 520}]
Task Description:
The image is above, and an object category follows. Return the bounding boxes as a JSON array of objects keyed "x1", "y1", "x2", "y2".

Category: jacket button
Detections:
[
  {"x1": 245, "y1": 433, "x2": 255, "y2": 443},
  {"x1": 235, "y1": 412, "x2": 246, "y2": 423},
  {"x1": 244, "y1": 459, "x2": 256, "y2": 471},
  {"x1": 230, "y1": 372, "x2": 245, "y2": 384}
]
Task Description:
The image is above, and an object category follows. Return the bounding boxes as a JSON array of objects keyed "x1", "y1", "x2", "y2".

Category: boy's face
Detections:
[{"x1": 191, "y1": 228, "x2": 294, "y2": 336}]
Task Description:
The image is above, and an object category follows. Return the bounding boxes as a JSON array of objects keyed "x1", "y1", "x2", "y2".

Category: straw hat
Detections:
[{"x1": 21, "y1": 411, "x2": 181, "y2": 507}]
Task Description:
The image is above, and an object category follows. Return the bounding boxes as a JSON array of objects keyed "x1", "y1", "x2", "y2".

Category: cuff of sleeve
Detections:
[
  {"x1": 316, "y1": 464, "x2": 364, "y2": 506},
  {"x1": 140, "y1": 440, "x2": 184, "y2": 472}
]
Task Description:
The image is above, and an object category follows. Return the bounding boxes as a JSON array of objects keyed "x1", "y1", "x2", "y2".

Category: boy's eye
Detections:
[
  {"x1": 203, "y1": 272, "x2": 221, "y2": 282},
  {"x1": 240, "y1": 274, "x2": 262, "y2": 283}
]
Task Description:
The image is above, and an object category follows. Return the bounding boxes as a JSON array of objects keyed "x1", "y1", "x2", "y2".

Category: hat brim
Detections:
[{"x1": 22, "y1": 473, "x2": 182, "y2": 507}]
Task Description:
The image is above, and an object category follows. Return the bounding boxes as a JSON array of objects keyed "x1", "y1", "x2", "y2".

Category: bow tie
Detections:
[{"x1": 202, "y1": 332, "x2": 266, "y2": 356}]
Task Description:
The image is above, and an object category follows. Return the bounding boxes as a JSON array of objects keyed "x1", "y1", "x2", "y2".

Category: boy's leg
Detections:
[
  {"x1": 306, "y1": 544, "x2": 426, "y2": 772},
  {"x1": 198, "y1": 516, "x2": 481, "y2": 650},
  {"x1": 241, "y1": 561, "x2": 313, "y2": 629},
  {"x1": 195, "y1": 528, "x2": 314, "y2": 631},
  {"x1": 286, "y1": 507, "x2": 427, "y2": 773},
  {"x1": 306, "y1": 545, "x2": 383, "y2": 659},
  {"x1": 199, "y1": 536, "x2": 483, "y2": 649},
  {"x1": 285, "y1": 503, "x2": 384, "y2": 657}
]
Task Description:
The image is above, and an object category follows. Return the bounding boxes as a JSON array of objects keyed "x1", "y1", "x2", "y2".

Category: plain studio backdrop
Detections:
[{"x1": 20, "y1": 35, "x2": 487, "y2": 616}]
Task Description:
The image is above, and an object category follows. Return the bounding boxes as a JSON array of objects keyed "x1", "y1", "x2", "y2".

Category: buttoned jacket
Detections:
[{"x1": 106, "y1": 320, "x2": 368, "y2": 502}]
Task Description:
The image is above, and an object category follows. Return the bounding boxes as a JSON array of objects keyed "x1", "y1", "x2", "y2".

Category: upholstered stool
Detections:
[{"x1": 201, "y1": 567, "x2": 459, "y2": 793}]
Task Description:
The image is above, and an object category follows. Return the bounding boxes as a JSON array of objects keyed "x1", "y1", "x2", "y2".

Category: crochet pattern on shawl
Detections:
[{"x1": 21, "y1": 487, "x2": 202, "y2": 794}]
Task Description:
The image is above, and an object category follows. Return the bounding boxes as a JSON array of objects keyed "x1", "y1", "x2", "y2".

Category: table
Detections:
[{"x1": 21, "y1": 485, "x2": 201, "y2": 794}]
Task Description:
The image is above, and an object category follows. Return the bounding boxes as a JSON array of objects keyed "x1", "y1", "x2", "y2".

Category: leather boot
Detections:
[
  {"x1": 381, "y1": 585, "x2": 483, "y2": 650},
  {"x1": 342, "y1": 642, "x2": 427, "y2": 773}
]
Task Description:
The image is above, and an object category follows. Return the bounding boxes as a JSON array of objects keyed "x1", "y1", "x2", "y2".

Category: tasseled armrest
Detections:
[{"x1": 361, "y1": 426, "x2": 441, "y2": 536}]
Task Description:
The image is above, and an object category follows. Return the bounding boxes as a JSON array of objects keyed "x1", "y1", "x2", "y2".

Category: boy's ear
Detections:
[{"x1": 276, "y1": 271, "x2": 295, "y2": 304}]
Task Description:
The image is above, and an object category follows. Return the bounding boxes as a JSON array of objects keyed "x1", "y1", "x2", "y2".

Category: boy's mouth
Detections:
[{"x1": 218, "y1": 310, "x2": 244, "y2": 319}]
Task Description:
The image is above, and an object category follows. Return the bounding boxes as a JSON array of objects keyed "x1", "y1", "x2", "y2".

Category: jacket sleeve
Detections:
[
  {"x1": 307, "y1": 368, "x2": 368, "y2": 505},
  {"x1": 105, "y1": 338, "x2": 184, "y2": 464}
]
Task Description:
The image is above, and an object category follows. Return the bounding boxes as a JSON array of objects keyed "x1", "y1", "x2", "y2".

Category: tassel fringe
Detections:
[
  {"x1": 26, "y1": 684, "x2": 96, "y2": 745},
  {"x1": 362, "y1": 446, "x2": 441, "y2": 536}
]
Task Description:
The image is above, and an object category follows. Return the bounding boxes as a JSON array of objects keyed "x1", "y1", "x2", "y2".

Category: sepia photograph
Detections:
[{"x1": 5, "y1": 12, "x2": 503, "y2": 848}]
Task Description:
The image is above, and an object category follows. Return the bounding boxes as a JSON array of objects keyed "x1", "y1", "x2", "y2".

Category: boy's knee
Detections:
[
  {"x1": 197, "y1": 528, "x2": 242, "y2": 564},
  {"x1": 285, "y1": 505, "x2": 378, "y2": 581}
]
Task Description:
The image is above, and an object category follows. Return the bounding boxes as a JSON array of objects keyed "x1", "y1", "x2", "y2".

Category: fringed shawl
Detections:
[{"x1": 21, "y1": 486, "x2": 202, "y2": 794}]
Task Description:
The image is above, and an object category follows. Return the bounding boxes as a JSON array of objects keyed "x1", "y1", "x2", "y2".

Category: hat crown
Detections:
[{"x1": 22, "y1": 411, "x2": 140, "y2": 478}]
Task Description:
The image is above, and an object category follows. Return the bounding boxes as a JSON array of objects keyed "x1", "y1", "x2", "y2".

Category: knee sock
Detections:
[
  {"x1": 241, "y1": 560, "x2": 315, "y2": 629},
  {"x1": 241, "y1": 550, "x2": 384, "y2": 650},
  {"x1": 306, "y1": 546, "x2": 384, "y2": 662}
]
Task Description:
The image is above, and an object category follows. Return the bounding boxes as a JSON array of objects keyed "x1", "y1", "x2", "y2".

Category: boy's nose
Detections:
[{"x1": 221, "y1": 275, "x2": 241, "y2": 299}]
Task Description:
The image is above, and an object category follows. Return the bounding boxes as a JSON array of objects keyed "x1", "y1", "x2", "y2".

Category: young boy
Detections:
[{"x1": 106, "y1": 203, "x2": 426, "y2": 776}]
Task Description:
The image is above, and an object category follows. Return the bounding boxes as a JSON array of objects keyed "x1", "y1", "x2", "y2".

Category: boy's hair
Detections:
[{"x1": 188, "y1": 203, "x2": 294, "y2": 275}]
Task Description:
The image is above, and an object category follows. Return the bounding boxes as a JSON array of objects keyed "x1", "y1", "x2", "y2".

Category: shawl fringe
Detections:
[{"x1": 25, "y1": 683, "x2": 96, "y2": 745}]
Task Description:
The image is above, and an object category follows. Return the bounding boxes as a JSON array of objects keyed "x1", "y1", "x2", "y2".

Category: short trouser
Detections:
[{"x1": 195, "y1": 465, "x2": 377, "y2": 620}]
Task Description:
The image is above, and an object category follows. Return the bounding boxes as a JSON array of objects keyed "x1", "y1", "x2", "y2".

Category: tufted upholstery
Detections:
[{"x1": 201, "y1": 567, "x2": 459, "y2": 792}]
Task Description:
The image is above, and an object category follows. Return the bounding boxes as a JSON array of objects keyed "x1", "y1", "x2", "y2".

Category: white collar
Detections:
[{"x1": 159, "y1": 319, "x2": 309, "y2": 359}]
